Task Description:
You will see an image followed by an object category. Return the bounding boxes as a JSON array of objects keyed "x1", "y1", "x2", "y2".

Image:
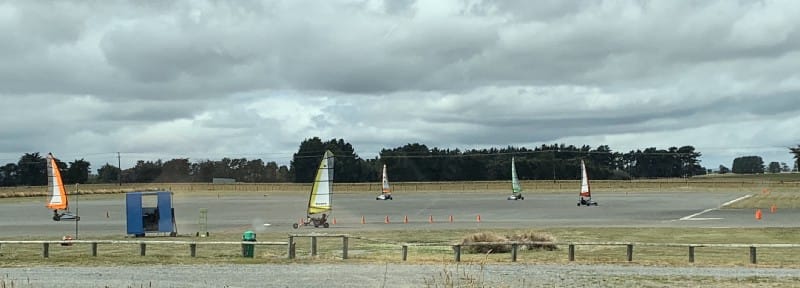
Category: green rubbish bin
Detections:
[{"x1": 242, "y1": 230, "x2": 256, "y2": 258}]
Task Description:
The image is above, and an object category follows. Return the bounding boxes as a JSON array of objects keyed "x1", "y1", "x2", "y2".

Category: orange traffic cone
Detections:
[
  {"x1": 476, "y1": 214, "x2": 482, "y2": 222},
  {"x1": 332, "y1": 217, "x2": 337, "y2": 225},
  {"x1": 299, "y1": 218, "x2": 304, "y2": 225},
  {"x1": 429, "y1": 215, "x2": 434, "y2": 223},
  {"x1": 403, "y1": 215, "x2": 408, "y2": 224},
  {"x1": 755, "y1": 209, "x2": 763, "y2": 220},
  {"x1": 384, "y1": 215, "x2": 390, "y2": 224},
  {"x1": 770, "y1": 204, "x2": 777, "y2": 213},
  {"x1": 361, "y1": 215, "x2": 366, "y2": 224},
  {"x1": 449, "y1": 215, "x2": 454, "y2": 223}
]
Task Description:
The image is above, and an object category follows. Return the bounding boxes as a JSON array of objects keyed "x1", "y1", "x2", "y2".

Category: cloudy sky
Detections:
[{"x1": 1, "y1": 0, "x2": 799, "y2": 171}]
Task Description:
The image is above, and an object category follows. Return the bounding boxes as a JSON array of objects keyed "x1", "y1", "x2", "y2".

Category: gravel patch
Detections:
[{"x1": 2, "y1": 263, "x2": 799, "y2": 287}]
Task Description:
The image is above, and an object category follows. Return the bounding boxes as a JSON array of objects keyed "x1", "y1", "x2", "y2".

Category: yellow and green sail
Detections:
[{"x1": 307, "y1": 150, "x2": 334, "y2": 215}]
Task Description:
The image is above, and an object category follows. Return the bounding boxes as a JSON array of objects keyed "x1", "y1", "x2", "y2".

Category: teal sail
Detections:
[{"x1": 511, "y1": 157, "x2": 522, "y2": 195}]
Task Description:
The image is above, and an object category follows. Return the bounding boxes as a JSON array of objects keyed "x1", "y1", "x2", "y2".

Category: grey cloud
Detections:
[
  {"x1": 1, "y1": 0, "x2": 799, "y2": 169},
  {"x1": 3, "y1": 0, "x2": 799, "y2": 96},
  {"x1": 383, "y1": 0, "x2": 417, "y2": 15}
]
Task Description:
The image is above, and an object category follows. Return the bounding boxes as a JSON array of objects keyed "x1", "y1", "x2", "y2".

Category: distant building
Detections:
[{"x1": 212, "y1": 178, "x2": 236, "y2": 184}]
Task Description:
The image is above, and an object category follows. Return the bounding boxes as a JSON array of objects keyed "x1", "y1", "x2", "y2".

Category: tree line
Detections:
[
  {"x1": 0, "y1": 153, "x2": 293, "y2": 187},
  {"x1": 2, "y1": 141, "x2": 798, "y2": 187},
  {"x1": 717, "y1": 154, "x2": 798, "y2": 174},
  {"x1": 291, "y1": 138, "x2": 706, "y2": 183}
]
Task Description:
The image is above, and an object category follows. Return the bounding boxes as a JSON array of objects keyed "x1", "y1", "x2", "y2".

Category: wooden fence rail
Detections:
[
  {"x1": 3, "y1": 239, "x2": 800, "y2": 264},
  {"x1": 0, "y1": 240, "x2": 287, "y2": 258},
  {"x1": 0, "y1": 234, "x2": 350, "y2": 260},
  {"x1": 287, "y1": 234, "x2": 350, "y2": 259},
  {"x1": 402, "y1": 242, "x2": 800, "y2": 264}
]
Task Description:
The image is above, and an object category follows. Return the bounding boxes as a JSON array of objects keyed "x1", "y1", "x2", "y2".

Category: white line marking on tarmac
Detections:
[
  {"x1": 680, "y1": 208, "x2": 716, "y2": 220},
  {"x1": 721, "y1": 194, "x2": 753, "y2": 207},
  {"x1": 679, "y1": 194, "x2": 752, "y2": 221}
]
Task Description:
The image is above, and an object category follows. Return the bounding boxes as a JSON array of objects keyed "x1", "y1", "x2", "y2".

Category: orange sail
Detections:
[{"x1": 46, "y1": 153, "x2": 68, "y2": 210}]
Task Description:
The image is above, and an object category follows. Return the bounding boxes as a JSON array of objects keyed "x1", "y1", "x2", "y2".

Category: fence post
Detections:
[
  {"x1": 311, "y1": 236, "x2": 317, "y2": 256},
  {"x1": 342, "y1": 236, "x2": 349, "y2": 260},
  {"x1": 402, "y1": 245, "x2": 408, "y2": 261},
  {"x1": 91, "y1": 242, "x2": 98, "y2": 257},
  {"x1": 453, "y1": 245, "x2": 461, "y2": 262},
  {"x1": 688, "y1": 246, "x2": 695, "y2": 263},
  {"x1": 511, "y1": 244, "x2": 518, "y2": 262},
  {"x1": 568, "y1": 244, "x2": 575, "y2": 261},
  {"x1": 750, "y1": 246, "x2": 757, "y2": 264},
  {"x1": 140, "y1": 243, "x2": 146, "y2": 256},
  {"x1": 190, "y1": 243, "x2": 197, "y2": 257},
  {"x1": 42, "y1": 243, "x2": 49, "y2": 258},
  {"x1": 626, "y1": 244, "x2": 633, "y2": 262},
  {"x1": 288, "y1": 236, "x2": 295, "y2": 259}
]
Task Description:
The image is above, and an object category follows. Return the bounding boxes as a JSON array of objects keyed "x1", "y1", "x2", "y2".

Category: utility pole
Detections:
[
  {"x1": 75, "y1": 183, "x2": 79, "y2": 239},
  {"x1": 117, "y1": 152, "x2": 122, "y2": 186}
]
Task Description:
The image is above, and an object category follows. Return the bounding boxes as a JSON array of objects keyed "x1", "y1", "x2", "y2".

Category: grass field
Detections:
[
  {"x1": 2, "y1": 173, "x2": 800, "y2": 199},
  {"x1": 696, "y1": 172, "x2": 800, "y2": 182},
  {"x1": 2, "y1": 227, "x2": 800, "y2": 268},
  {"x1": 728, "y1": 191, "x2": 800, "y2": 209}
]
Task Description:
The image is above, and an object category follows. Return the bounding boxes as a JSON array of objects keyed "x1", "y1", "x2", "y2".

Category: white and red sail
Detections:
[
  {"x1": 580, "y1": 160, "x2": 590, "y2": 198},
  {"x1": 381, "y1": 164, "x2": 391, "y2": 196}
]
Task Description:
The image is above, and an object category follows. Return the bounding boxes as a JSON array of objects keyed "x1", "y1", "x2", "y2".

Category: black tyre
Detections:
[
  {"x1": 577, "y1": 203, "x2": 581, "y2": 206},
  {"x1": 292, "y1": 223, "x2": 299, "y2": 229},
  {"x1": 323, "y1": 223, "x2": 330, "y2": 228}
]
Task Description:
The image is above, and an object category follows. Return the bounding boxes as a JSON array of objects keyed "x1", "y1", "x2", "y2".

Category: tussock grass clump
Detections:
[
  {"x1": 461, "y1": 232, "x2": 510, "y2": 253},
  {"x1": 461, "y1": 231, "x2": 557, "y2": 254},
  {"x1": 508, "y1": 232, "x2": 558, "y2": 251}
]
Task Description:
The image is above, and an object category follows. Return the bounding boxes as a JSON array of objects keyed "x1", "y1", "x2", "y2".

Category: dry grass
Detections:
[
  {"x1": 460, "y1": 232, "x2": 511, "y2": 253},
  {"x1": 459, "y1": 231, "x2": 557, "y2": 254},
  {"x1": 421, "y1": 264, "x2": 487, "y2": 288},
  {"x1": 727, "y1": 191, "x2": 800, "y2": 209},
  {"x1": 508, "y1": 231, "x2": 558, "y2": 251},
  {"x1": 0, "y1": 187, "x2": 163, "y2": 199}
]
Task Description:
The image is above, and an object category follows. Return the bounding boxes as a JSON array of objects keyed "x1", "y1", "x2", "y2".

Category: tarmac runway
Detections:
[{"x1": 0, "y1": 190, "x2": 795, "y2": 238}]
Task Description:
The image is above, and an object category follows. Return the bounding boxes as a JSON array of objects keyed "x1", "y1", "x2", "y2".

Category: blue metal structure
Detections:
[{"x1": 126, "y1": 191, "x2": 177, "y2": 237}]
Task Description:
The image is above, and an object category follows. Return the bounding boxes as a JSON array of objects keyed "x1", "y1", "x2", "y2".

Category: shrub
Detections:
[
  {"x1": 460, "y1": 231, "x2": 558, "y2": 254},
  {"x1": 460, "y1": 232, "x2": 510, "y2": 253},
  {"x1": 508, "y1": 232, "x2": 558, "y2": 251}
]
